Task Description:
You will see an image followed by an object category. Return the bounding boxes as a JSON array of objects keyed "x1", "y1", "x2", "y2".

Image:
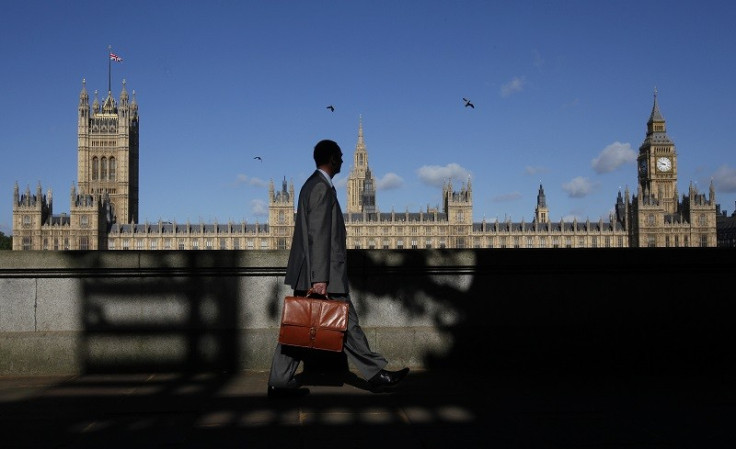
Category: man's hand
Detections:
[{"x1": 312, "y1": 282, "x2": 327, "y2": 295}]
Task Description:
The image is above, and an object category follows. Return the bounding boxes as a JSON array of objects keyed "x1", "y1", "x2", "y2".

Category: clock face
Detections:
[
  {"x1": 639, "y1": 160, "x2": 647, "y2": 175},
  {"x1": 656, "y1": 157, "x2": 672, "y2": 172}
]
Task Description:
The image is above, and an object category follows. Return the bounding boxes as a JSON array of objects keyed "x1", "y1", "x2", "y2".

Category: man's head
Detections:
[{"x1": 313, "y1": 139, "x2": 343, "y2": 177}]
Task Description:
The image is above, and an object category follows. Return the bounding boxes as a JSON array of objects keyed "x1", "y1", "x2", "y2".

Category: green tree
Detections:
[{"x1": 0, "y1": 231, "x2": 12, "y2": 250}]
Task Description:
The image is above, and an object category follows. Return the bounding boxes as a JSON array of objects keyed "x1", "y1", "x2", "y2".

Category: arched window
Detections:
[
  {"x1": 101, "y1": 157, "x2": 107, "y2": 180},
  {"x1": 92, "y1": 157, "x2": 99, "y2": 180},
  {"x1": 109, "y1": 157, "x2": 116, "y2": 181}
]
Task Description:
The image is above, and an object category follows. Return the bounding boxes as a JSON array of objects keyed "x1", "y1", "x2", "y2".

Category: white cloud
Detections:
[
  {"x1": 713, "y1": 165, "x2": 736, "y2": 193},
  {"x1": 233, "y1": 174, "x2": 268, "y2": 188},
  {"x1": 524, "y1": 165, "x2": 549, "y2": 176},
  {"x1": 250, "y1": 199, "x2": 268, "y2": 217},
  {"x1": 500, "y1": 76, "x2": 525, "y2": 97},
  {"x1": 562, "y1": 176, "x2": 596, "y2": 198},
  {"x1": 591, "y1": 141, "x2": 636, "y2": 174},
  {"x1": 376, "y1": 172, "x2": 404, "y2": 190},
  {"x1": 417, "y1": 163, "x2": 471, "y2": 188}
]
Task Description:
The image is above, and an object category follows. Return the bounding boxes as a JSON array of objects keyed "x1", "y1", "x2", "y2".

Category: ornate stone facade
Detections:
[
  {"x1": 12, "y1": 79, "x2": 135, "y2": 250},
  {"x1": 12, "y1": 83, "x2": 717, "y2": 250}
]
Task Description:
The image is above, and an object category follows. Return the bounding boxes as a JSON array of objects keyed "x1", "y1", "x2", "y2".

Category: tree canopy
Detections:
[{"x1": 0, "y1": 231, "x2": 12, "y2": 250}]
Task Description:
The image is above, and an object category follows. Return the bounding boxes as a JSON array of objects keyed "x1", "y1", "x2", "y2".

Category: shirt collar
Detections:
[{"x1": 317, "y1": 169, "x2": 333, "y2": 187}]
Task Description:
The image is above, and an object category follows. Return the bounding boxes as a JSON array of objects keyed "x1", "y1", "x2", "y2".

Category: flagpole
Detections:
[{"x1": 108, "y1": 45, "x2": 112, "y2": 93}]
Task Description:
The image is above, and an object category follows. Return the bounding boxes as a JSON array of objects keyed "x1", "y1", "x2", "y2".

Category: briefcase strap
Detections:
[{"x1": 301, "y1": 288, "x2": 330, "y2": 300}]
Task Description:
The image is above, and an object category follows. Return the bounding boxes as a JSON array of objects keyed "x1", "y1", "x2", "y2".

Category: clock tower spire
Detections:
[{"x1": 636, "y1": 88, "x2": 677, "y2": 214}]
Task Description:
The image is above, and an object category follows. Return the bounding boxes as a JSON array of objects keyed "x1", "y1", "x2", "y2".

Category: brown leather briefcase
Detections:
[{"x1": 278, "y1": 290, "x2": 348, "y2": 352}]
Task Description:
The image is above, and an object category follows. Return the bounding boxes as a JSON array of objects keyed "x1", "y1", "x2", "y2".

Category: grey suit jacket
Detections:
[{"x1": 284, "y1": 170, "x2": 348, "y2": 294}]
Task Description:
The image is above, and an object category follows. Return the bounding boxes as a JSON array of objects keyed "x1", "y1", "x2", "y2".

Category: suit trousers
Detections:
[{"x1": 269, "y1": 292, "x2": 388, "y2": 388}]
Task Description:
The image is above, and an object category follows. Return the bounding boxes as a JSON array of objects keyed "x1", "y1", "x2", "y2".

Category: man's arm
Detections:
[{"x1": 306, "y1": 182, "x2": 332, "y2": 293}]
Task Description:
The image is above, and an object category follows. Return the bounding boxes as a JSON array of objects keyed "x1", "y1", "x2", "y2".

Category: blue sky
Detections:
[{"x1": 3, "y1": 0, "x2": 736, "y2": 236}]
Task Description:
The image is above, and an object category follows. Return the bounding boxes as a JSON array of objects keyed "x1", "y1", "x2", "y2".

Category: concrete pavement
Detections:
[{"x1": 0, "y1": 367, "x2": 734, "y2": 448}]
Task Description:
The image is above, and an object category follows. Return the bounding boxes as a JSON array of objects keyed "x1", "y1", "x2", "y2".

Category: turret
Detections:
[
  {"x1": 78, "y1": 79, "x2": 90, "y2": 133},
  {"x1": 93, "y1": 90, "x2": 100, "y2": 113},
  {"x1": 46, "y1": 188, "x2": 52, "y2": 215},
  {"x1": 361, "y1": 167, "x2": 376, "y2": 214},
  {"x1": 118, "y1": 79, "x2": 129, "y2": 131},
  {"x1": 442, "y1": 179, "x2": 452, "y2": 214},
  {"x1": 102, "y1": 89, "x2": 117, "y2": 114},
  {"x1": 534, "y1": 183, "x2": 549, "y2": 223},
  {"x1": 615, "y1": 189, "x2": 626, "y2": 225}
]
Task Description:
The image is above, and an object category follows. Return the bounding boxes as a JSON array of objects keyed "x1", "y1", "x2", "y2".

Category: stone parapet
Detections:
[{"x1": 1, "y1": 248, "x2": 734, "y2": 375}]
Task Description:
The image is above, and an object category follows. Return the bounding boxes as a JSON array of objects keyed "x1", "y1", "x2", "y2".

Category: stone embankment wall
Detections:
[{"x1": 1, "y1": 248, "x2": 733, "y2": 376}]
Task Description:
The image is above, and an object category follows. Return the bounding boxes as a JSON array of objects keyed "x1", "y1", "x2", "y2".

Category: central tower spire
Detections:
[{"x1": 346, "y1": 116, "x2": 376, "y2": 214}]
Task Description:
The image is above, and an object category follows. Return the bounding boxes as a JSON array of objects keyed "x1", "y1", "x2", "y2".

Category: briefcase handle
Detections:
[{"x1": 305, "y1": 288, "x2": 330, "y2": 300}]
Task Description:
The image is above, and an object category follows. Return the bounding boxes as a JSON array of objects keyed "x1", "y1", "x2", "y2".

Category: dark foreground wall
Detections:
[
  {"x1": 1, "y1": 248, "x2": 734, "y2": 376},
  {"x1": 351, "y1": 248, "x2": 736, "y2": 377}
]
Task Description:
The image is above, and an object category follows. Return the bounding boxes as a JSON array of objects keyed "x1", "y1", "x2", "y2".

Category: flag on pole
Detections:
[{"x1": 109, "y1": 52, "x2": 123, "y2": 62}]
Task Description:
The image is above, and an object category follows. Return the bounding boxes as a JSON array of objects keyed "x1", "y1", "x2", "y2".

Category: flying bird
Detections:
[
  {"x1": 254, "y1": 156, "x2": 262, "y2": 162},
  {"x1": 463, "y1": 98, "x2": 474, "y2": 109},
  {"x1": 326, "y1": 105, "x2": 335, "y2": 112}
]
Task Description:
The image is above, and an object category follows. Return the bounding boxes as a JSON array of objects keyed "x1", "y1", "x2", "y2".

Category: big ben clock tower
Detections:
[
  {"x1": 637, "y1": 88, "x2": 678, "y2": 214},
  {"x1": 631, "y1": 89, "x2": 715, "y2": 248}
]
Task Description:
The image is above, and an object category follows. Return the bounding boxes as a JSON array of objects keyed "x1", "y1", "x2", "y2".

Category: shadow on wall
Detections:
[
  {"x1": 347, "y1": 247, "x2": 736, "y2": 376},
  {"x1": 66, "y1": 247, "x2": 736, "y2": 376},
  {"x1": 79, "y1": 251, "x2": 242, "y2": 374}
]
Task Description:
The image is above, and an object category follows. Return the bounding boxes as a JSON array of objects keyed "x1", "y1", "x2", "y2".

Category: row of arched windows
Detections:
[{"x1": 91, "y1": 157, "x2": 116, "y2": 181}]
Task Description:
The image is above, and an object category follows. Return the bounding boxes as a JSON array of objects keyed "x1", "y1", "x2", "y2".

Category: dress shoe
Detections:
[
  {"x1": 367, "y1": 367, "x2": 410, "y2": 392},
  {"x1": 267, "y1": 385, "x2": 310, "y2": 399}
]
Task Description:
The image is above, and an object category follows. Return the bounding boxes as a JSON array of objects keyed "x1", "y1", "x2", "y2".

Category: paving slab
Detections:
[{"x1": 0, "y1": 369, "x2": 735, "y2": 448}]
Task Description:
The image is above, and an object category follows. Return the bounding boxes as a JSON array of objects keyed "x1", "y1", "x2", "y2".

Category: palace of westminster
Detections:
[{"x1": 12, "y1": 78, "x2": 732, "y2": 251}]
